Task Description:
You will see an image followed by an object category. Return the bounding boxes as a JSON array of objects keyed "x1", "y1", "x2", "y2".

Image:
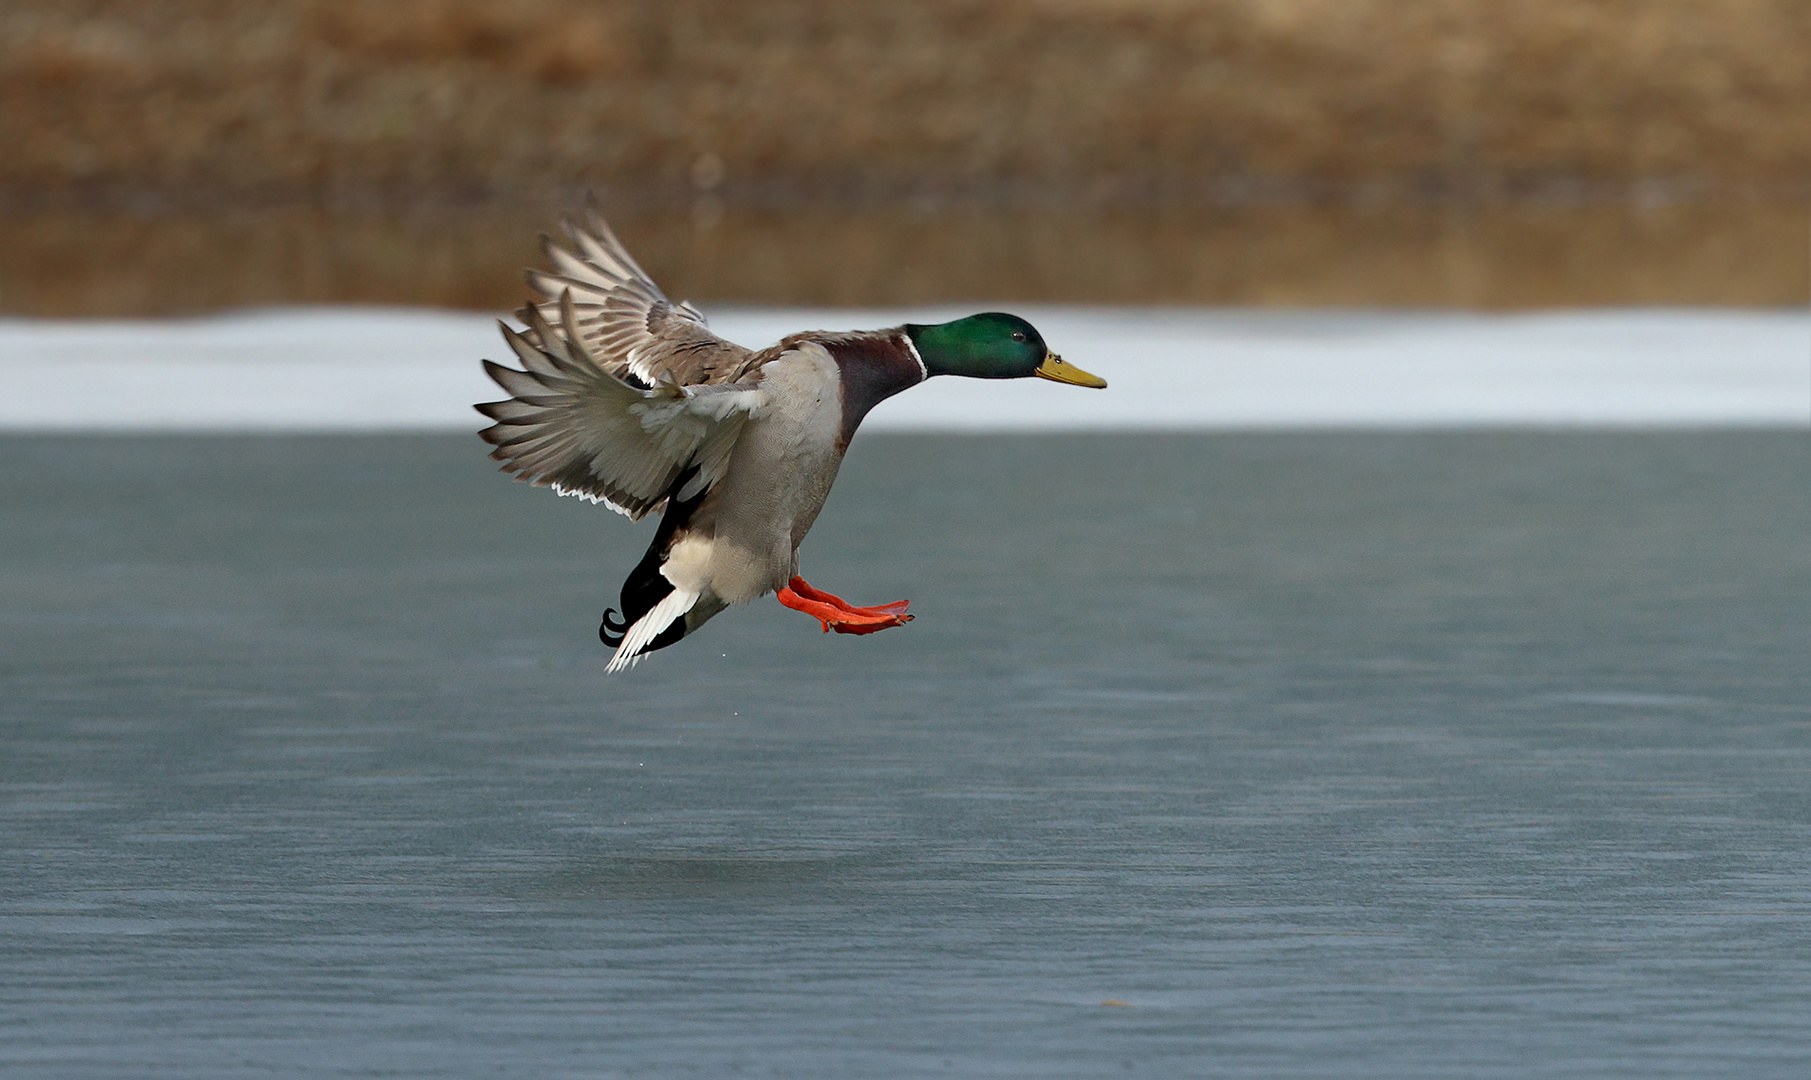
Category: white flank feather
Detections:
[{"x1": 606, "y1": 587, "x2": 701, "y2": 673}]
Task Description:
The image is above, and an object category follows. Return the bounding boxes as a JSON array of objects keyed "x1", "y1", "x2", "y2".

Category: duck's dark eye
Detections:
[{"x1": 1011, "y1": 331, "x2": 1026, "y2": 342}]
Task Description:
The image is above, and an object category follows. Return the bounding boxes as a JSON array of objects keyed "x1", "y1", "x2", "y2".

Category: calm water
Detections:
[{"x1": 3, "y1": 432, "x2": 1809, "y2": 1078}]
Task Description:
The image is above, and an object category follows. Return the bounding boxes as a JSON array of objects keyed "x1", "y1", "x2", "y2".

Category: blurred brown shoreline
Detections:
[
  {"x1": 3, "y1": 0, "x2": 1807, "y2": 313},
  {"x1": 4, "y1": 199, "x2": 1803, "y2": 316}
]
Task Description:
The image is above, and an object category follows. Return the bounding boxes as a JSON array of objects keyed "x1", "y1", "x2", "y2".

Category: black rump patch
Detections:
[{"x1": 599, "y1": 466, "x2": 708, "y2": 656}]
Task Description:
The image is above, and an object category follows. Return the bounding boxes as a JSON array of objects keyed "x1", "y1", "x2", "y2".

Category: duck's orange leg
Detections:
[
  {"x1": 784, "y1": 577, "x2": 912, "y2": 617},
  {"x1": 776, "y1": 576, "x2": 913, "y2": 635}
]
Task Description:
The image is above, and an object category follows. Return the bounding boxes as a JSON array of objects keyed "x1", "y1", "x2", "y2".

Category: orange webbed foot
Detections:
[{"x1": 777, "y1": 576, "x2": 913, "y2": 635}]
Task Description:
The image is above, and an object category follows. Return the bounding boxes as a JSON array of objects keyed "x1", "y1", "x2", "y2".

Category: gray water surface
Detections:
[{"x1": 3, "y1": 432, "x2": 1809, "y2": 1077}]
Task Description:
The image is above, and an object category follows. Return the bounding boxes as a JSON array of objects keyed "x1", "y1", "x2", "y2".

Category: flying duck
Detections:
[{"x1": 476, "y1": 204, "x2": 1107, "y2": 671}]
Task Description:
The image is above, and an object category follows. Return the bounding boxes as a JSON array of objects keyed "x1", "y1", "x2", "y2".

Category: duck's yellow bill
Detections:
[{"x1": 1034, "y1": 353, "x2": 1108, "y2": 388}]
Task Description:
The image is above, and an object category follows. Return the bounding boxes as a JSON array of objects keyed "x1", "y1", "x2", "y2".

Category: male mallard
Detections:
[{"x1": 476, "y1": 205, "x2": 1107, "y2": 671}]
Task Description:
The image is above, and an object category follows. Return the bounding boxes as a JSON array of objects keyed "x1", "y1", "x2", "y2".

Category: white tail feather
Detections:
[{"x1": 606, "y1": 588, "x2": 700, "y2": 673}]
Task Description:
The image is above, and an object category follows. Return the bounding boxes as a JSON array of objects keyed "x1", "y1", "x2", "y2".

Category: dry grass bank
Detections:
[
  {"x1": 4, "y1": 202, "x2": 1804, "y2": 315},
  {"x1": 2, "y1": 1, "x2": 1805, "y2": 312},
  {"x1": 3, "y1": 0, "x2": 1808, "y2": 205}
]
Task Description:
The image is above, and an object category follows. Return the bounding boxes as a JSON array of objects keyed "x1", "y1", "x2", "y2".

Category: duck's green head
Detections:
[{"x1": 904, "y1": 313, "x2": 1107, "y2": 388}]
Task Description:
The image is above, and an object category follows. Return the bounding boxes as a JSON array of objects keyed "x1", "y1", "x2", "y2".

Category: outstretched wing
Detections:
[
  {"x1": 477, "y1": 293, "x2": 767, "y2": 520},
  {"x1": 521, "y1": 199, "x2": 760, "y2": 388}
]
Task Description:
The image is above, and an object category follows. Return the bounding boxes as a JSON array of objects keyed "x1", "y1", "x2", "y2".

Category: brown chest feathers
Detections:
[{"x1": 781, "y1": 329, "x2": 927, "y2": 448}]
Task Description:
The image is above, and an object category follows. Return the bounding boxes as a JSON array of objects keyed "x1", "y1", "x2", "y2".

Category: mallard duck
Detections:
[{"x1": 476, "y1": 203, "x2": 1107, "y2": 671}]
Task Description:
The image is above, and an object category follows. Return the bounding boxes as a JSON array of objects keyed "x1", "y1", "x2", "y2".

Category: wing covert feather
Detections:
[
  {"x1": 477, "y1": 295, "x2": 767, "y2": 520},
  {"x1": 519, "y1": 200, "x2": 761, "y2": 388}
]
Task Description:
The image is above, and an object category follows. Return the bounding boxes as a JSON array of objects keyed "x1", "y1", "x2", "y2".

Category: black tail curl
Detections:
[
  {"x1": 599, "y1": 608, "x2": 629, "y2": 647},
  {"x1": 597, "y1": 466, "x2": 707, "y2": 657}
]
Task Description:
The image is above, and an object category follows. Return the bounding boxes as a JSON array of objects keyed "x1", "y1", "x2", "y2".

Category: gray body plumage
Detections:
[{"x1": 476, "y1": 204, "x2": 926, "y2": 670}]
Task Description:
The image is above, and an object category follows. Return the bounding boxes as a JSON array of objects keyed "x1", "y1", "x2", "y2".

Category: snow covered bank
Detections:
[{"x1": 1, "y1": 307, "x2": 1804, "y2": 432}]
